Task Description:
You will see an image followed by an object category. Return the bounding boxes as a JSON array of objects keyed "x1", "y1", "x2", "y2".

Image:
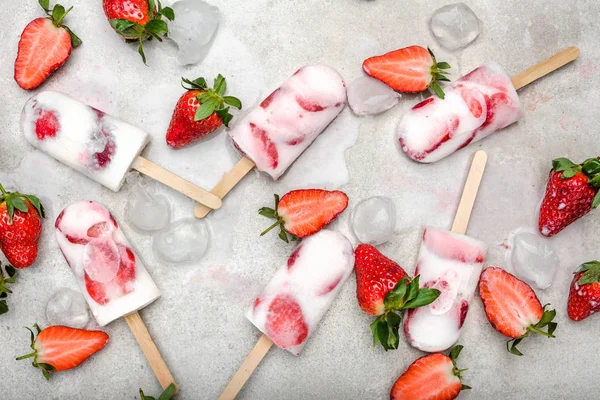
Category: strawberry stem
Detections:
[
  {"x1": 260, "y1": 219, "x2": 283, "y2": 236},
  {"x1": 0, "y1": 183, "x2": 7, "y2": 196},
  {"x1": 16, "y1": 351, "x2": 37, "y2": 360}
]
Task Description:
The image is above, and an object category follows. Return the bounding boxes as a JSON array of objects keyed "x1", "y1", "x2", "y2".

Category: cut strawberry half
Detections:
[
  {"x1": 258, "y1": 189, "x2": 349, "y2": 242},
  {"x1": 390, "y1": 345, "x2": 470, "y2": 400},
  {"x1": 14, "y1": 2, "x2": 81, "y2": 90},
  {"x1": 479, "y1": 267, "x2": 557, "y2": 355},
  {"x1": 16, "y1": 324, "x2": 109, "y2": 380},
  {"x1": 363, "y1": 46, "x2": 451, "y2": 98}
]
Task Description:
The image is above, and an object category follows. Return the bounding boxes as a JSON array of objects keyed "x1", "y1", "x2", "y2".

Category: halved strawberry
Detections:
[
  {"x1": 567, "y1": 261, "x2": 600, "y2": 321},
  {"x1": 14, "y1": 1, "x2": 81, "y2": 90},
  {"x1": 363, "y1": 46, "x2": 451, "y2": 98},
  {"x1": 16, "y1": 324, "x2": 109, "y2": 380},
  {"x1": 355, "y1": 245, "x2": 440, "y2": 351},
  {"x1": 479, "y1": 267, "x2": 557, "y2": 355},
  {"x1": 390, "y1": 345, "x2": 470, "y2": 400},
  {"x1": 259, "y1": 190, "x2": 348, "y2": 242}
]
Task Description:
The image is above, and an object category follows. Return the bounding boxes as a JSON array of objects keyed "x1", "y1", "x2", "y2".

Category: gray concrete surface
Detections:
[{"x1": 0, "y1": 0, "x2": 598, "y2": 399}]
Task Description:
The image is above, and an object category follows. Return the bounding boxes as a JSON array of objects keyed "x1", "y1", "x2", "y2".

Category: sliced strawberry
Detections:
[
  {"x1": 265, "y1": 294, "x2": 309, "y2": 349},
  {"x1": 296, "y1": 96, "x2": 326, "y2": 112},
  {"x1": 85, "y1": 245, "x2": 136, "y2": 305},
  {"x1": 87, "y1": 222, "x2": 111, "y2": 238},
  {"x1": 250, "y1": 123, "x2": 278, "y2": 169},
  {"x1": 317, "y1": 274, "x2": 344, "y2": 296},
  {"x1": 390, "y1": 345, "x2": 469, "y2": 400},
  {"x1": 287, "y1": 245, "x2": 302, "y2": 270},
  {"x1": 258, "y1": 190, "x2": 348, "y2": 242},
  {"x1": 567, "y1": 261, "x2": 600, "y2": 321},
  {"x1": 16, "y1": 324, "x2": 109, "y2": 380},
  {"x1": 260, "y1": 89, "x2": 280, "y2": 109},
  {"x1": 35, "y1": 109, "x2": 60, "y2": 140},
  {"x1": 14, "y1": 2, "x2": 81, "y2": 90},
  {"x1": 363, "y1": 46, "x2": 451, "y2": 98},
  {"x1": 82, "y1": 238, "x2": 120, "y2": 284},
  {"x1": 479, "y1": 267, "x2": 557, "y2": 355},
  {"x1": 459, "y1": 86, "x2": 483, "y2": 118}
]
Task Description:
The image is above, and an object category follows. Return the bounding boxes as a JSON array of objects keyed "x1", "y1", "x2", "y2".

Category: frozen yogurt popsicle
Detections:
[
  {"x1": 397, "y1": 47, "x2": 580, "y2": 163},
  {"x1": 194, "y1": 64, "x2": 347, "y2": 219},
  {"x1": 55, "y1": 200, "x2": 160, "y2": 326},
  {"x1": 247, "y1": 229, "x2": 355, "y2": 355},
  {"x1": 398, "y1": 63, "x2": 523, "y2": 163},
  {"x1": 403, "y1": 227, "x2": 487, "y2": 352},
  {"x1": 55, "y1": 200, "x2": 176, "y2": 390},
  {"x1": 219, "y1": 230, "x2": 354, "y2": 399},
  {"x1": 21, "y1": 91, "x2": 220, "y2": 209}
]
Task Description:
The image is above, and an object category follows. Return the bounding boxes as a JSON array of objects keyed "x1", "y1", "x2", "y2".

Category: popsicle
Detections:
[
  {"x1": 398, "y1": 46, "x2": 579, "y2": 163},
  {"x1": 403, "y1": 151, "x2": 488, "y2": 353},
  {"x1": 55, "y1": 200, "x2": 176, "y2": 390},
  {"x1": 219, "y1": 229, "x2": 355, "y2": 399},
  {"x1": 21, "y1": 91, "x2": 221, "y2": 210},
  {"x1": 193, "y1": 64, "x2": 347, "y2": 219}
]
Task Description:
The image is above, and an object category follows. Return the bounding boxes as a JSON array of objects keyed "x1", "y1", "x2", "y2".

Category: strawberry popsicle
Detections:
[
  {"x1": 403, "y1": 228, "x2": 487, "y2": 352},
  {"x1": 247, "y1": 229, "x2": 355, "y2": 355},
  {"x1": 229, "y1": 64, "x2": 347, "y2": 180},
  {"x1": 55, "y1": 200, "x2": 160, "y2": 326},
  {"x1": 397, "y1": 63, "x2": 524, "y2": 163},
  {"x1": 21, "y1": 91, "x2": 220, "y2": 209}
]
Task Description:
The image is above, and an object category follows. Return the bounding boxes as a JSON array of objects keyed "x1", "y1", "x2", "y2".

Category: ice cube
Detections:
[
  {"x1": 506, "y1": 229, "x2": 559, "y2": 290},
  {"x1": 153, "y1": 219, "x2": 210, "y2": 264},
  {"x1": 46, "y1": 288, "x2": 90, "y2": 329},
  {"x1": 351, "y1": 196, "x2": 396, "y2": 245},
  {"x1": 126, "y1": 175, "x2": 171, "y2": 233},
  {"x1": 430, "y1": 3, "x2": 480, "y2": 51},
  {"x1": 347, "y1": 76, "x2": 401, "y2": 116},
  {"x1": 168, "y1": 0, "x2": 220, "y2": 66}
]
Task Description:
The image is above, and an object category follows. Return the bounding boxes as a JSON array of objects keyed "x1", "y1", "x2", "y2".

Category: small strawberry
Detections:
[
  {"x1": 479, "y1": 267, "x2": 557, "y2": 356},
  {"x1": 166, "y1": 76, "x2": 242, "y2": 149},
  {"x1": 0, "y1": 184, "x2": 45, "y2": 269},
  {"x1": 259, "y1": 190, "x2": 349, "y2": 243},
  {"x1": 363, "y1": 46, "x2": 451, "y2": 98},
  {"x1": 355, "y1": 245, "x2": 440, "y2": 350},
  {"x1": 16, "y1": 324, "x2": 109, "y2": 380},
  {"x1": 14, "y1": 0, "x2": 82, "y2": 90},
  {"x1": 538, "y1": 157, "x2": 600, "y2": 237},
  {"x1": 140, "y1": 383, "x2": 177, "y2": 400},
  {"x1": 390, "y1": 345, "x2": 470, "y2": 400},
  {"x1": 103, "y1": 0, "x2": 175, "y2": 63},
  {"x1": 0, "y1": 262, "x2": 18, "y2": 316},
  {"x1": 567, "y1": 261, "x2": 600, "y2": 321}
]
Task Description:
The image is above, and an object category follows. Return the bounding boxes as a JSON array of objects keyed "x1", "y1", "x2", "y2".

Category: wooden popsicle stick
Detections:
[
  {"x1": 193, "y1": 157, "x2": 256, "y2": 219},
  {"x1": 218, "y1": 334, "x2": 273, "y2": 400},
  {"x1": 511, "y1": 46, "x2": 579, "y2": 90},
  {"x1": 124, "y1": 312, "x2": 178, "y2": 392},
  {"x1": 451, "y1": 151, "x2": 487, "y2": 234},
  {"x1": 132, "y1": 156, "x2": 222, "y2": 210}
]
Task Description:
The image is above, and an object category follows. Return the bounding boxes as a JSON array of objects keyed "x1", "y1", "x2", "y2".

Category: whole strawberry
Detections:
[
  {"x1": 355, "y1": 244, "x2": 440, "y2": 351},
  {"x1": 103, "y1": 0, "x2": 175, "y2": 63},
  {"x1": 16, "y1": 324, "x2": 109, "y2": 380},
  {"x1": 14, "y1": 0, "x2": 82, "y2": 90},
  {"x1": 259, "y1": 190, "x2": 349, "y2": 242},
  {"x1": 479, "y1": 267, "x2": 557, "y2": 355},
  {"x1": 166, "y1": 76, "x2": 242, "y2": 149},
  {"x1": 539, "y1": 157, "x2": 600, "y2": 237},
  {"x1": 567, "y1": 261, "x2": 600, "y2": 321},
  {"x1": 363, "y1": 46, "x2": 451, "y2": 98},
  {"x1": 0, "y1": 185, "x2": 45, "y2": 269}
]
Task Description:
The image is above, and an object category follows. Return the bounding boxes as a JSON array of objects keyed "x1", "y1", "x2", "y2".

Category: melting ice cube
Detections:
[
  {"x1": 347, "y1": 76, "x2": 401, "y2": 116},
  {"x1": 351, "y1": 196, "x2": 396, "y2": 245},
  {"x1": 153, "y1": 219, "x2": 210, "y2": 264},
  {"x1": 430, "y1": 3, "x2": 481, "y2": 51},
  {"x1": 46, "y1": 288, "x2": 90, "y2": 329},
  {"x1": 506, "y1": 229, "x2": 559, "y2": 290}
]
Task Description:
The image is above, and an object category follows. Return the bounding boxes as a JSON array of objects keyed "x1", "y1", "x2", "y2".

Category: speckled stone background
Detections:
[{"x1": 0, "y1": 1, "x2": 598, "y2": 399}]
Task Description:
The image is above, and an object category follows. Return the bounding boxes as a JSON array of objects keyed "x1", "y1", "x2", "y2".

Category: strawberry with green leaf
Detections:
[
  {"x1": 0, "y1": 184, "x2": 45, "y2": 269},
  {"x1": 140, "y1": 383, "x2": 177, "y2": 400},
  {"x1": 166, "y1": 75, "x2": 242, "y2": 149},
  {"x1": 0, "y1": 262, "x2": 17, "y2": 315},
  {"x1": 103, "y1": 0, "x2": 175, "y2": 64},
  {"x1": 567, "y1": 261, "x2": 600, "y2": 321},
  {"x1": 539, "y1": 157, "x2": 600, "y2": 237},
  {"x1": 355, "y1": 244, "x2": 440, "y2": 351}
]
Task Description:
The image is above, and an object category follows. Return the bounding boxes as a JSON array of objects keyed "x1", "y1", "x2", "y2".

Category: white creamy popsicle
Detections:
[
  {"x1": 229, "y1": 64, "x2": 347, "y2": 180},
  {"x1": 55, "y1": 200, "x2": 160, "y2": 327},
  {"x1": 403, "y1": 227, "x2": 487, "y2": 352},
  {"x1": 247, "y1": 229, "x2": 355, "y2": 355},
  {"x1": 22, "y1": 91, "x2": 149, "y2": 192},
  {"x1": 397, "y1": 63, "x2": 524, "y2": 163}
]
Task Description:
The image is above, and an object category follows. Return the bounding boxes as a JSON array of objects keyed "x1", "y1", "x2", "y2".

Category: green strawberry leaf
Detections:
[
  {"x1": 6, "y1": 201, "x2": 14, "y2": 224},
  {"x1": 158, "y1": 383, "x2": 177, "y2": 400},
  {"x1": 437, "y1": 62, "x2": 451, "y2": 69},
  {"x1": 51, "y1": 4, "x2": 66, "y2": 25},
  {"x1": 159, "y1": 7, "x2": 175, "y2": 21},
  {"x1": 183, "y1": 77, "x2": 207, "y2": 90},
  {"x1": 278, "y1": 228, "x2": 289, "y2": 243},
  {"x1": 65, "y1": 26, "x2": 82, "y2": 47},
  {"x1": 592, "y1": 191, "x2": 600, "y2": 208},
  {"x1": 138, "y1": 40, "x2": 147, "y2": 65},
  {"x1": 507, "y1": 337, "x2": 524, "y2": 356},
  {"x1": 0, "y1": 300, "x2": 8, "y2": 315},
  {"x1": 561, "y1": 167, "x2": 579, "y2": 179},
  {"x1": 582, "y1": 158, "x2": 600, "y2": 176},
  {"x1": 140, "y1": 388, "x2": 156, "y2": 400},
  {"x1": 194, "y1": 101, "x2": 216, "y2": 121},
  {"x1": 577, "y1": 261, "x2": 600, "y2": 284},
  {"x1": 384, "y1": 277, "x2": 410, "y2": 309},
  {"x1": 223, "y1": 96, "x2": 242, "y2": 109},
  {"x1": 258, "y1": 207, "x2": 276, "y2": 218},
  {"x1": 403, "y1": 288, "x2": 440, "y2": 309},
  {"x1": 552, "y1": 157, "x2": 577, "y2": 172},
  {"x1": 406, "y1": 275, "x2": 420, "y2": 302},
  {"x1": 449, "y1": 344, "x2": 463, "y2": 360},
  {"x1": 145, "y1": 19, "x2": 169, "y2": 37},
  {"x1": 11, "y1": 197, "x2": 28, "y2": 213},
  {"x1": 23, "y1": 195, "x2": 45, "y2": 218},
  {"x1": 429, "y1": 81, "x2": 445, "y2": 99},
  {"x1": 216, "y1": 107, "x2": 233, "y2": 127},
  {"x1": 461, "y1": 385, "x2": 472, "y2": 390},
  {"x1": 38, "y1": 0, "x2": 50, "y2": 12},
  {"x1": 148, "y1": 0, "x2": 156, "y2": 17},
  {"x1": 214, "y1": 75, "x2": 226, "y2": 95}
]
